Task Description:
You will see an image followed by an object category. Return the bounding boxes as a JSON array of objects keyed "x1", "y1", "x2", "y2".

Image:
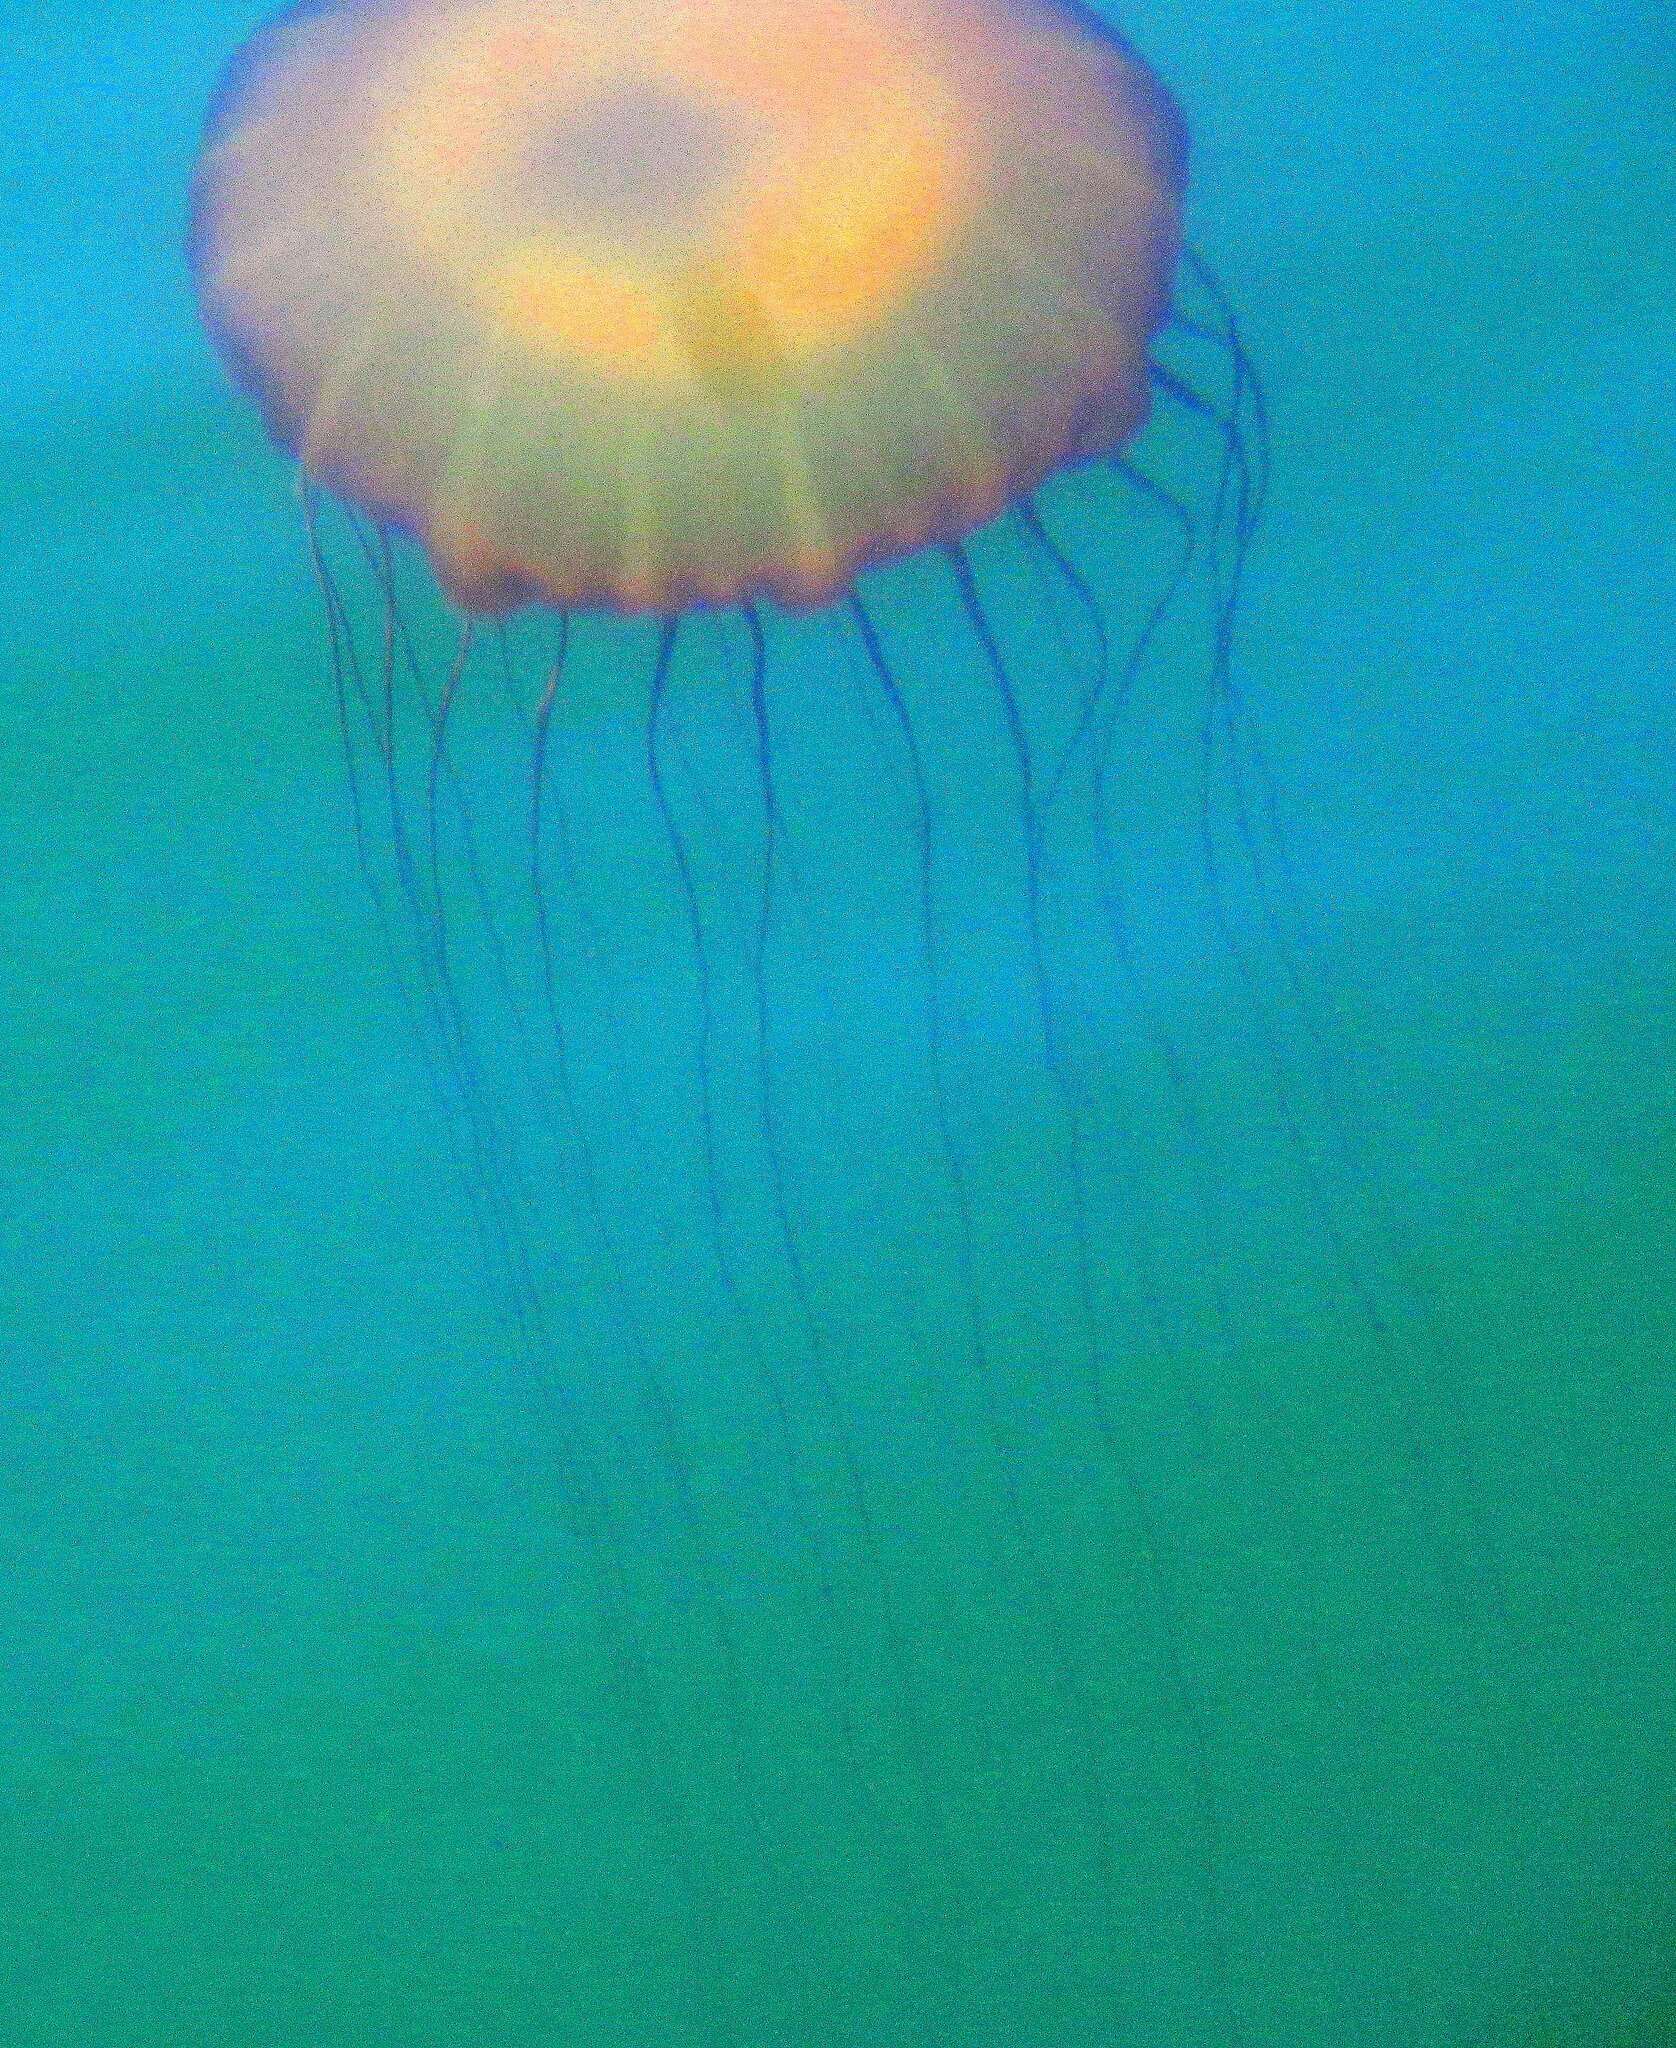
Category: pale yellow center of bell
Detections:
[{"x1": 375, "y1": 0, "x2": 972, "y2": 393}]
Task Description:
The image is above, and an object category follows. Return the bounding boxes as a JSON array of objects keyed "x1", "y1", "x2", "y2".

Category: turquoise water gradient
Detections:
[{"x1": 3, "y1": 2, "x2": 1674, "y2": 2044}]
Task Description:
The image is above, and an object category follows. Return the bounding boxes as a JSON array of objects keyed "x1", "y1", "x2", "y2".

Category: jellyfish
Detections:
[{"x1": 186, "y1": 2, "x2": 1415, "y2": 2042}]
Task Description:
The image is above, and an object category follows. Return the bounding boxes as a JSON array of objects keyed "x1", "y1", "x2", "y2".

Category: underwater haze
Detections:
[{"x1": 3, "y1": 2, "x2": 1674, "y2": 2046}]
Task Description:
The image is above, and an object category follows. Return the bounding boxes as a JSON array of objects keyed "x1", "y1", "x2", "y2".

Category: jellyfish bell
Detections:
[{"x1": 188, "y1": 0, "x2": 1188, "y2": 616}]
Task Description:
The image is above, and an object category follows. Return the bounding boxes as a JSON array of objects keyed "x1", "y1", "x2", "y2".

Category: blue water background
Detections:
[{"x1": 2, "y1": 2, "x2": 1673, "y2": 2043}]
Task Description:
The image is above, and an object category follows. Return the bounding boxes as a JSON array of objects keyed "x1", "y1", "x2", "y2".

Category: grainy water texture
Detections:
[{"x1": 3, "y1": 2, "x2": 1673, "y2": 2046}]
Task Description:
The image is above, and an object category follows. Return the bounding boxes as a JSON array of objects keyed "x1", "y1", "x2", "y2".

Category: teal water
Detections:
[{"x1": 3, "y1": 2, "x2": 1674, "y2": 2044}]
